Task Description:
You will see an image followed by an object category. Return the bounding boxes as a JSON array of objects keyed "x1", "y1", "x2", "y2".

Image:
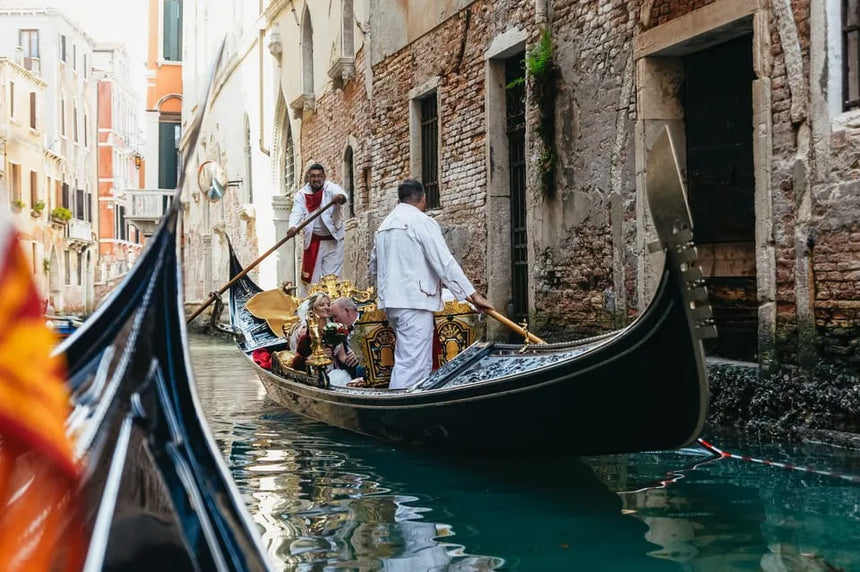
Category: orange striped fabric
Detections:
[{"x1": 0, "y1": 226, "x2": 84, "y2": 571}]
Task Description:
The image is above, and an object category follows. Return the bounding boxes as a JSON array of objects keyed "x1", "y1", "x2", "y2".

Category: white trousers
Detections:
[
  {"x1": 299, "y1": 239, "x2": 344, "y2": 295},
  {"x1": 387, "y1": 308, "x2": 435, "y2": 390}
]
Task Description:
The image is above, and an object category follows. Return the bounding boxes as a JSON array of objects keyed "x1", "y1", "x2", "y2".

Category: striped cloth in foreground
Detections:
[{"x1": 0, "y1": 221, "x2": 84, "y2": 571}]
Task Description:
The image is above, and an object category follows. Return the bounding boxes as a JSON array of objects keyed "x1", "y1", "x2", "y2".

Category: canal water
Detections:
[{"x1": 190, "y1": 334, "x2": 860, "y2": 571}]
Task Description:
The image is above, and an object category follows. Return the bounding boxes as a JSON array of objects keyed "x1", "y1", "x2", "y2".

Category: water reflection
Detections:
[
  {"x1": 589, "y1": 446, "x2": 860, "y2": 571},
  {"x1": 192, "y1": 336, "x2": 503, "y2": 570},
  {"x1": 191, "y1": 335, "x2": 860, "y2": 571}
]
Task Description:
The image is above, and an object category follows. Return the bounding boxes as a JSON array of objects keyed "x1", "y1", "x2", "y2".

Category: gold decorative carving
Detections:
[
  {"x1": 307, "y1": 274, "x2": 375, "y2": 306},
  {"x1": 306, "y1": 313, "x2": 332, "y2": 368},
  {"x1": 246, "y1": 286, "x2": 301, "y2": 337},
  {"x1": 247, "y1": 273, "x2": 480, "y2": 388},
  {"x1": 351, "y1": 302, "x2": 480, "y2": 386}
]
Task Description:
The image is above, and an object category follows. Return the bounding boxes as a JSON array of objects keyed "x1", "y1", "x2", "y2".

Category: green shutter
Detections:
[{"x1": 158, "y1": 123, "x2": 179, "y2": 189}]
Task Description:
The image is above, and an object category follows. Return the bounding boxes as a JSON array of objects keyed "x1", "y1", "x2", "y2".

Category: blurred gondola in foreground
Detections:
[{"x1": 51, "y1": 43, "x2": 269, "y2": 571}]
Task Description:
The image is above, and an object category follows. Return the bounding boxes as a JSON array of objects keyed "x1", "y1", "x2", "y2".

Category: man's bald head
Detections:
[{"x1": 331, "y1": 297, "x2": 359, "y2": 326}]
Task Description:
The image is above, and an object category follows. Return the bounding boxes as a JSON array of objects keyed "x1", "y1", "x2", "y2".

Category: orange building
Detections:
[
  {"x1": 144, "y1": 0, "x2": 182, "y2": 192},
  {"x1": 92, "y1": 44, "x2": 143, "y2": 300}
]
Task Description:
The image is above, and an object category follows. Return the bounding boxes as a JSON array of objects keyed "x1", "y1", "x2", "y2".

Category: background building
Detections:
[
  {"x1": 0, "y1": 56, "x2": 52, "y2": 296},
  {"x1": 92, "y1": 43, "x2": 144, "y2": 302},
  {"x1": 0, "y1": 7, "x2": 99, "y2": 315}
]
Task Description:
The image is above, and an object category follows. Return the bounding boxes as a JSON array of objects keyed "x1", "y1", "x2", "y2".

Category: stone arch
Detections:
[
  {"x1": 342, "y1": 135, "x2": 357, "y2": 217},
  {"x1": 301, "y1": 5, "x2": 314, "y2": 94},
  {"x1": 155, "y1": 93, "x2": 182, "y2": 113},
  {"x1": 272, "y1": 91, "x2": 298, "y2": 285},
  {"x1": 272, "y1": 92, "x2": 296, "y2": 196}
]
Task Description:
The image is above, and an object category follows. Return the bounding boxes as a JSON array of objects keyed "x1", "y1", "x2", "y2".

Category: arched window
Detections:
[
  {"x1": 344, "y1": 145, "x2": 355, "y2": 217},
  {"x1": 283, "y1": 123, "x2": 295, "y2": 193},
  {"x1": 301, "y1": 7, "x2": 314, "y2": 95},
  {"x1": 342, "y1": 0, "x2": 354, "y2": 58}
]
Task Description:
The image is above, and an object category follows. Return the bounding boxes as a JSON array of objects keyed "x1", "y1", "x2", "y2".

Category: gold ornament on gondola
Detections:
[{"x1": 305, "y1": 311, "x2": 332, "y2": 368}]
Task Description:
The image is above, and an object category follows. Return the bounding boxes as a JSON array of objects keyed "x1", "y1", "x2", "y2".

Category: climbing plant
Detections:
[{"x1": 526, "y1": 29, "x2": 556, "y2": 198}]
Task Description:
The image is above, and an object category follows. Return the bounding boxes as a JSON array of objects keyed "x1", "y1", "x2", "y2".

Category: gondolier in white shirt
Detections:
[
  {"x1": 369, "y1": 179, "x2": 494, "y2": 389},
  {"x1": 286, "y1": 163, "x2": 348, "y2": 292}
]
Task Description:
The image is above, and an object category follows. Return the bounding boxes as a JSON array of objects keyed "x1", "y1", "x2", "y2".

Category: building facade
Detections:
[
  {"x1": 92, "y1": 44, "x2": 144, "y2": 302},
  {"x1": 144, "y1": 0, "x2": 182, "y2": 193},
  {"x1": 181, "y1": 0, "x2": 859, "y2": 370},
  {"x1": 0, "y1": 8, "x2": 99, "y2": 315}
]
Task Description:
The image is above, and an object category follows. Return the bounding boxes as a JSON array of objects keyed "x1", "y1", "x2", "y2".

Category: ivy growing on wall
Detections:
[{"x1": 526, "y1": 29, "x2": 557, "y2": 198}]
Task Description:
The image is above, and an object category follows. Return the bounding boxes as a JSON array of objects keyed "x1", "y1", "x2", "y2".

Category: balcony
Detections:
[
  {"x1": 124, "y1": 189, "x2": 175, "y2": 237},
  {"x1": 66, "y1": 218, "x2": 94, "y2": 252}
]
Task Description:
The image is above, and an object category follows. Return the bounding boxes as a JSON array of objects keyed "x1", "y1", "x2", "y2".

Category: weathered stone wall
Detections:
[
  {"x1": 303, "y1": 0, "x2": 536, "y2": 297},
  {"x1": 535, "y1": 1, "x2": 639, "y2": 337},
  {"x1": 287, "y1": 0, "x2": 858, "y2": 365},
  {"x1": 365, "y1": 2, "x2": 497, "y2": 293},
  {"x1": 767, "y1": 2, "x2": 810, "y2": 361}
]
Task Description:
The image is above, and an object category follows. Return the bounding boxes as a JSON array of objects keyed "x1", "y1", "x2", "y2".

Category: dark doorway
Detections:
[
  {"x1": 683, "y1": 34, "x2": 757, "y2": 360},
  {"x1": 506, "y1": 54, "x2": 528, "y2": 325},
  {"x1": 158, "y1": 121, "x2": 181, "y2": 189}
]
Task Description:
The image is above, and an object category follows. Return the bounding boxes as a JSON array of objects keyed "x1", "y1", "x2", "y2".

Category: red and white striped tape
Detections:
[{"x1": 697, "y1": 438, "x2": 860, "y2": 484}]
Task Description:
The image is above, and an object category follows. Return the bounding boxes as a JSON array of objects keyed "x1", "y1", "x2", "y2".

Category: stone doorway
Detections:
[
  {"x1": 634, "y1": 1, "x2": 773, "y2": 365},
  {"x1": 683, "y1": 35, "x2": 757, "y2": 360},
  {"x1": 484, "y1": 28, "x2": 527, "y2": 340}
]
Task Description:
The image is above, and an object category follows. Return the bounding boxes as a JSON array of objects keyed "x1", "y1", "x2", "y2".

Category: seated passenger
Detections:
[
  {"x1": 288, "y1": 293, "x2": 332, "y2": 371},
  {"x1": 288, "y1": 293, "x2": 358, "y2": 387},
  {"x1": 330, "y1": 297, "x2": 362, "y2": 380}
]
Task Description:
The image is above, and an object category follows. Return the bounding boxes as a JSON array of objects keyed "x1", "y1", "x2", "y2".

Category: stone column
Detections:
[
  {"x1": 272, "y1": 194, "x2": 295, "y2": 285},
  {"x1": 144, "y1": 111, "x2": 160, "y2": 188}
]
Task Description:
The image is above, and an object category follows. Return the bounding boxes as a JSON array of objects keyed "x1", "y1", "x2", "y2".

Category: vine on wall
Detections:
[{"x1": 527, "y1": 29, "x2": 557, "y2": 198}]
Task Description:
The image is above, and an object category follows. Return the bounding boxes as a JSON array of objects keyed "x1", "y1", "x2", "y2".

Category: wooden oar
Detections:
[
  {"x1": 186, "y1": 198, "x2": 340, "y2": 324},
  {"x1": 485, "y1": 309, "x2": 547, "y2": 344}
]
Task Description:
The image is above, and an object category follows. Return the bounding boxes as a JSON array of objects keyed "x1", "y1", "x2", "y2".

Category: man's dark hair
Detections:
[
  {"x1": 398, "y1": 179, "x2": 425, "y2": 203},
  {"x1": 308, "y1": 163, "x2": 325, "y2": 173}
]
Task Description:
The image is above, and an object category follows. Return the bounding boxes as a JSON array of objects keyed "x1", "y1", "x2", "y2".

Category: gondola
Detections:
[
  {"x1": 228, "y1": 128, "x2": 716, "y2": 456},
  {"x1": 55, "y1": 44, "x2": 271, "y2": 570}
]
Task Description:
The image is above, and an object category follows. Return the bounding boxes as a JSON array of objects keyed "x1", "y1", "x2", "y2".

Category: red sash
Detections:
[
  {"x1": 301, "y1": 235, "x2": 323, "y2": 283},
  {"x1": 300, "y1": 190, "x2": 325, "y2": 283}
]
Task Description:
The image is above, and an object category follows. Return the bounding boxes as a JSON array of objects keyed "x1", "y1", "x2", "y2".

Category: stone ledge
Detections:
[{"x1": 327, "y1": 57, "x2": 355, "y2": 89}]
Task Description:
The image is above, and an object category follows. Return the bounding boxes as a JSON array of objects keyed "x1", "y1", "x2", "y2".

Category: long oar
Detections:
[
  {"x1": 485, "y1": 309, "x2": 547, "y2": 344},
  {"x1": 186, "y1": 198, "x2": 340, "y2": 324}
]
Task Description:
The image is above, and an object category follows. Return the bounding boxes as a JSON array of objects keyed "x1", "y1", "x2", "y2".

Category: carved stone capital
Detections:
[
  {"x1": 268, "y1": 29, "x2": 283, "y2": 61},
  {"x1": 289, "y1": 94, "x2": 315, "y2": 119},
  {"x1": 272, "y1": 194, "x2": 292, "y2": 221},
  {"x1": 328, "y1": 57, "x2": 355, "y2": 89}
]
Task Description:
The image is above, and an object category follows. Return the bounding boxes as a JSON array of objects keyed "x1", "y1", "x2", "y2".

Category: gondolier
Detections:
[
  {"x1": 287, "y1": 163, "x2": 348, "y2": 290},
  {"x1": 369, "y1": 179, "x2": 494, "y2": 389}
]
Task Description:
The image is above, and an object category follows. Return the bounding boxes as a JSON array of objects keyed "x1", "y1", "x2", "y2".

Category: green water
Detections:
[{"x1": 190, "y1": 335, "x2": 860, "y2": 571}]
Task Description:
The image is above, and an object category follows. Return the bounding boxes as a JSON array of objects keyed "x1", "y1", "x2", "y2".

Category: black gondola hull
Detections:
[
  {"x1": 236, "y1": 255, "x2": 707, "y2": 456},
  {"x1": 228, "y1": 127, "x2": 712, "y2": 457}
]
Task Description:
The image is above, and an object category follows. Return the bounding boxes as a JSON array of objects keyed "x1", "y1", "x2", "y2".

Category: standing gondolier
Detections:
[
  {"x1": 370, "y1": 179, "x2": 494, "y2": 389},
  {"x1": 287, "y1": 163, "x2": 348, "y2": 291}
]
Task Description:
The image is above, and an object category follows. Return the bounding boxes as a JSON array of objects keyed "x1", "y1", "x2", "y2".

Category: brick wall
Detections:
[
  {"x1": 812, "y1": 225, "x2": 860, "y2": 363},
  {"x1": 303, "y1": 1, "x2": 534, "y2": 294},
  {"x1": 292, "y1": 0, "x2": 857, "y2": 365}
]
